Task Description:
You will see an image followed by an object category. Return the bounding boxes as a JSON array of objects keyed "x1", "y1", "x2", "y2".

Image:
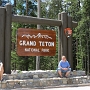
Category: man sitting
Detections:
[{"x1": 57, "y1": 56, "x2": 71, "y2": 78}]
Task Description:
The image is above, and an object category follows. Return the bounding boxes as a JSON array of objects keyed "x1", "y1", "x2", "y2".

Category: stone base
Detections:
[{"x1": 0, "y1": 70, "x2": 89, "y2": 89}]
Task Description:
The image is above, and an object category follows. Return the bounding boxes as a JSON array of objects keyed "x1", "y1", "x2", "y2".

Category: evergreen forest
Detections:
[{"x1": 0, "y1": 0, "x2": 90, "y2": 74}]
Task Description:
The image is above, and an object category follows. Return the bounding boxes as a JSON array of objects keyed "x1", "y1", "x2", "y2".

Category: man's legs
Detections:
[
  {"x1": 58, "y1": 70, "x2": 63, "y2": 77},
  {"x1": 65, "y1": 71, "x2": 70, "y2": 77},
  {"x1": 65, "y1": 68, "x2": 71, "y2": 77}
]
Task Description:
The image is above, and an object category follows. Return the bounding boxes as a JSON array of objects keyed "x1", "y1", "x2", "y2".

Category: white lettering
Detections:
[
  {"x1": 19, "y1": 40, "x2": 23, "y2": 45},
  {"x1": 39, "y1": 41, "x2": 44, "y2": 46},
  {"x1": 25, "y1": 48, "x2": 30, "y2": 51},
  {"x1": 39, "y1": 41, "x2": 54, "y2": 47},
  {"x1": 19, "y1": 40, "x2": 36, "y2": 46},
  {"x1": 25, "y1": 48, "x2": 40, "y2": 52},
  {"x1": 31, "y1": 48, "x2": 40, "y2": 52},
  {"x1": 41, "y1": 48, "x2": 49, "y2": 52}
]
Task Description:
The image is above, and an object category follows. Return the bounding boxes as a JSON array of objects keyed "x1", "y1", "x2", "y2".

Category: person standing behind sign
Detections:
[
  {"x1": 0, "y1": 60, "x2": 4, "y2": 81},
  {"x1": 57, "y1": 56, "x2": 71, "y2": 78}
]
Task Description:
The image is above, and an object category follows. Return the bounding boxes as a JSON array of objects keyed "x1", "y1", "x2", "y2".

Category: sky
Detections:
[
  {"x1": 3, "y1": 0, "x2": 48, "y2": 6},
  {"x1": 11, "y1": 0, "x2": 14, "y2": 4},
  {"x1": 3, "y1": 0, "x2": 14, "y2": 4},
  {"x1": 5, "y1": 0, "x2": 48, "y2": 4}
]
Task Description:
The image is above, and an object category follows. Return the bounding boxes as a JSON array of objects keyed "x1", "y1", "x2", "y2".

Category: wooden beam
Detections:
[
  {"x1": 12, "y1": 15, "x2": 77, "y2": 28},
  {"x1": 12, "y1": 15, "x2": 62, "y2": 26}
]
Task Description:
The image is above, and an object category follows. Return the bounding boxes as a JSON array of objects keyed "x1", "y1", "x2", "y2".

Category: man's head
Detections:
[{"x1": 62, "y1": 56, "x2": 66, "y2": 61}]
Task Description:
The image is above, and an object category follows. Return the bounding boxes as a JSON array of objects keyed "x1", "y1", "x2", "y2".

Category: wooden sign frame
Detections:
[{"x1": 17, "y1": 28, "x2": 56, "y2": 56}]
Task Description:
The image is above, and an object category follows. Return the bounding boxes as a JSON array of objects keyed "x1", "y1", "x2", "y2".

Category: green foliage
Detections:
[
  {"x1": 11, "y1": 0, "x2": 37, "y2": 71},
  {"x1": 82, "y1": 0, "x2": 90, "y2": 16},
  {"x1": 65, "y1": 0, "x2": 90, "y2": 71},
  {"x1": 41, "y1": 0, "x2": 63, "y2": 19},
  {"x1": 72, "y1": 0, "x2": 90, "y2": 70},
  {"x1": 10, "y1": 0, "x2": 90, "y2": 72},
  {"x1": 11, "y1": 50, "x2": 36, "y2": 70}
]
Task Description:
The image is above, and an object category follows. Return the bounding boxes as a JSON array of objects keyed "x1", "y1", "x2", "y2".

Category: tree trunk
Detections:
[{"x1": 26, "y1": 0, "x2": 28, "y2": 15}]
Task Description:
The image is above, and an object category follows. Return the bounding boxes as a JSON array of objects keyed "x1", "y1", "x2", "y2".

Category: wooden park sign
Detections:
[{"x1": 17, "y1": 28, "x2": 56, "y2": 56}]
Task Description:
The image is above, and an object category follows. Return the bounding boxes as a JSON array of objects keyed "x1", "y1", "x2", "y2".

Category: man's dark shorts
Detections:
[{"x1": 57, "y1": 68, "x2": 71, "y2": 73}]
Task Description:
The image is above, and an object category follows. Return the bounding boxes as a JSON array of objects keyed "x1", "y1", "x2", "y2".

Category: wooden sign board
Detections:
[{"x1": 17, "y1": 28, "x2": 56, "y2": 56}]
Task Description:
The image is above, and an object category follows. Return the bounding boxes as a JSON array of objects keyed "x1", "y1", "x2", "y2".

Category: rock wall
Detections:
[{"x1": 0, "y1": 70, "x2": 90, "y2": 89}]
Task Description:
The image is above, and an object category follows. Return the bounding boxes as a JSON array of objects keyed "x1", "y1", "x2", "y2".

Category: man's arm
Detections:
[{"x1": 58, "y1": 61, "x2": 62, "y2": 69}]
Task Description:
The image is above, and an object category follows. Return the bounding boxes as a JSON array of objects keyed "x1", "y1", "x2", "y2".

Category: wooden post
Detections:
[
  {"x1": 67, "y1": 16, "x2": 73, "y2": 70},
  {"x1": 58, "y1": 13, "x2": 62, "y2": 62},
  {"x1": 5, "y1": 4, "x2": 12, "y2": 74},
  {"x1": 61, "y1": 12, "x2": 68, "y2": 58},
  {"x1": 0, "y1": 7, "x2": 6, "y2": 67},
  {"x1": 36, "y1": 0, "x2": 41, "y2": 70}
]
